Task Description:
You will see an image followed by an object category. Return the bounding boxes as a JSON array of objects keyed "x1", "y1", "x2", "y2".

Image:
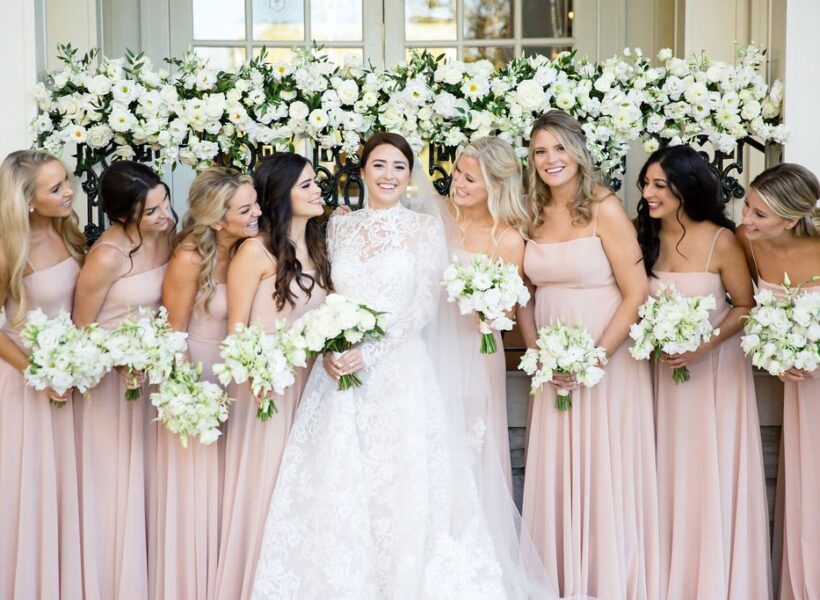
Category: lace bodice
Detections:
[{"x1": 327, "y1": 204, "x2": 447, "y2": 367}]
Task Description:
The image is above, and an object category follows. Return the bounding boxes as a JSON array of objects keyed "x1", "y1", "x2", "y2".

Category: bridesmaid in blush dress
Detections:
[
  {"x1": 214, "y1": 153, "x2": 330, "y2": 600},
  {"x1": 73, "y1": 161, "x2": 176, "y2": 600},
  {"x1": 442, "y1": 136, "x2": 531, "y2": 493},
  {"x1": 636, "y1": 145, "x2": 770, "y2": 600},
  {"x1": 0, "y1": 150, "x2": 85, "y2": 599},
  {"x1": 518, "y1": 111, "x2": 659, "y2": 600},
  {"x1": 150, "y1": 167, "x2": 260, "y2": 600},
  {"x1": 737, "y1": 163, "x2": 820, "y2": 600}
]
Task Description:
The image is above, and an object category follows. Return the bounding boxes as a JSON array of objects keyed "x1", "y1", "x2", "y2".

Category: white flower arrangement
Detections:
[
  {"x1": 741, "y1": 274, "x2": 820, "y2": 377},
  {"x1": 629, "y1": 283, "x2": 719, "y2": 384},
  {"x1": 21, "y1": 308, "x2": 112, "y2": 406},
  {"x1": 33, "y1": 43, "x2": 785, "y2": 182},
  {"x1": 518, "y1": 320, "x2": 607, "y2": 411},
  {"x1": 441, "y1": 254, "x2": 530, "y2": 354},
  {"x1": 150, "y1": 359, "x2": 231, "y2": 448},
  {"x1": 290, "y1": 293, "x2": 386, "y2": 391},
  {"x1": 212, "y1": 322, "x2": 307, "y2": 420},
  {"x1": 105, "y1": 306, "x2": 189, "y2": 400}
]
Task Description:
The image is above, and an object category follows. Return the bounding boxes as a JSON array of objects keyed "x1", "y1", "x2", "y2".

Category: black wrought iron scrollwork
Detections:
[
  {"x1": 73, "y1": 136, "x2": 771, "y2": 241},
  {"x1": 311, "y1": 146, "x2": 363, "y2": 209}
]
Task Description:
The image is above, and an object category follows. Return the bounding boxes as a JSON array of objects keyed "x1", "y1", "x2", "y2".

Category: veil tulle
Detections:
[{"x1": 403, "y1": 158, "x2": 565, "y2": 600}]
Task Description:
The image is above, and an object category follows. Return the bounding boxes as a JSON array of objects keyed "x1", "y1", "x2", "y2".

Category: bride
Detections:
[{"x1": 250, "y1": 133, "x2": 556, "y2": 600}]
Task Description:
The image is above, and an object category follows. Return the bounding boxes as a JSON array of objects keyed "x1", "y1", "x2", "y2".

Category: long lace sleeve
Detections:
[{"x1": 359, "y1": 213, "x2": 447, "y2": 368}]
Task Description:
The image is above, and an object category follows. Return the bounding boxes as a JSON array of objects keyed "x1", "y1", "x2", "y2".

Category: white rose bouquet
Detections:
[
  {"x1": 291, "y1": 293, "x2": 386, "y2": 391},
  {"x1": 21, "y1": 308, "x2": 112, "y2": 406},
  {"x1": 518, "y1": 320, "x2": 607, "y2": 411},
  {"x1": 741, "y1": 274, "x2": 820, "y2": 377},
  {"x1": 151, "y1": 360, "x2": 231, "y2": 447},
  {"x1": 442, "y1": 254, "x2": 530, "y2": 354},
  {"x1": 212, "y1": 322, "x2": 307, "y2": 420},
  {"x1": 105, "y1": 306, "x2": 189, "y2": 400},
  {"x1": 629, "y1": 283, "x2": 719, "y2": 384}
]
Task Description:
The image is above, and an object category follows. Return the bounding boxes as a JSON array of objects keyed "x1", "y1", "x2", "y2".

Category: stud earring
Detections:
[{"x1": 29, "y1": 206, "x2": 34, "y2": 213}]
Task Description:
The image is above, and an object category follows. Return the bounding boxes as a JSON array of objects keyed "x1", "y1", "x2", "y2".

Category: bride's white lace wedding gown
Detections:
[{"x1": 250, "y1": 204, "x2": 510, "y2": 600}]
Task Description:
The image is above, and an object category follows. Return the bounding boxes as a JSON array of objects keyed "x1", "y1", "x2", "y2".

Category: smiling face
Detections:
[
  {"x1": 139, "y1": 184, "x2": 174, "y2": 233},
  {"x1": 741, "y1": 188, "x2": 798, "y2": 240},
  {"x1": 530, "y1": 128, "x2": 580, "y2": 191},
  {"x1": 215, "y1": 182, "x2": 261, "y2": 239},
  {"x1": 641, "y1": 162, "x2": 682, "y2": 221},
  {"x1": 361, "y1": 144, "x2": 411, "y2": 208},
  {"x1": 451, "y1": 155, "x2": 489, "y2": 210},
  {"x1": 30, "y1": 160, "x2": 74, "y2": 218},
  {"x1": 290, "y1": 164, "x2": 324, "y2": 218}
]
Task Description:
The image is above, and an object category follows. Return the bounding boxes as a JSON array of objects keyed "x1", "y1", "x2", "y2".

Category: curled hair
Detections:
[
  {"x1": 176, "y1": 167, "x2": 254, "y2": 311},
  {"x1": 99, "y1": 160, "x2": 176, "y2": 271},
  {"x1": 635, "y1": 145, "x2": 736, "y2": 277},
  {"x1": 452, "y1": 137, "x2": 530, "y2": 239},
  {"x1": 750, "y1": 163, "x2": 820, "y2": 238},
  {"x1": 527, "y1": 110, "x2": 606, "y2": 234},
  {"x1": 360, "y1": 132, "x2": 414, "y2": 171},
  {"x1": 0, "y1": 150, "x2": 84, "y2": 327},
  {"x1": 253, "y1": 153, "x2": 332, "y2": 310}
]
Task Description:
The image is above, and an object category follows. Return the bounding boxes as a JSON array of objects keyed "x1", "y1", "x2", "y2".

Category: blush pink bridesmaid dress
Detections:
[
  {"x1": 750, "y1": 243, "x2": 820, "y2": 600},
  {"x1": 521, "y1": 216, "x2": 659, "y2": 600},
  {"x1": 148, "y1": 284, "x2": 228, "y2": 600},
  {"x1": 74, "y1": 242, "x2": 166, "y2": 600},
  {"x1": 0, "y1": 256, "x2": 83, "y2": 599},
  {"x1": 651, "y1": 229, "x2": 771, "y2": 600},
  {"x1": 214, "y1": 238, "x2": 326, "y2": 600}
]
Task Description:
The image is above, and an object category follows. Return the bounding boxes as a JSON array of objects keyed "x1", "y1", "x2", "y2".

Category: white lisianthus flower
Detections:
[
  {"x1": 516, "y1": 79, "x2": 546, "y2": 112},
  {"x1": 86, "y1": 125, "x2": 113, "y2": 148},
  {"x1": 195, "y1": 69, "x2": 218, "y2": 90},
  {"x1": 308, "y1": 109, "x2": 329, "y2": 130},
  {"x1": 335, "y1": 79, "x2": 359, "y2": 105},
  {"x1": 111, "y1": 80, "x2": 140, "y2": 105},
  {"x1": 555, "y1": 91, "x2": 576, "y2": 110},
  {"x1": 741, "y1": 99, "x2": 762, "y2": 120},
  {"x1": 64, "y1": 124, "x2": 87, "y2": 144},
  {"x1": 461, "y1": 77, "x2": 489, "y2": 101},
  {"x1": 288, "y1": 101, "x2": 309, "y2": 120},
  {"x1": 684, "y1": 82, "x2": 708, "y2": 104},
  {"x1": 108, "y1": 106, "x2": 138, "y2": 133},
  {"x1": 643, "y1": 137, "x2": 660, "y2": 153}
]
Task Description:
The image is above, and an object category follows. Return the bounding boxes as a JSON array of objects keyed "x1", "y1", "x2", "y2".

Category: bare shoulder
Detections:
[
  {"x1": 593, "y1": 192, "x2": 631, "y2": 230},
  {"x1": 84, "y1": 241, "x2": 128, "y2": 272},
  {"x1": 169, "y1": 244, "x2": 203, "y2": 271},
  {"x1": 496, "y1": 226, "x2": 526, "y2": 255}
]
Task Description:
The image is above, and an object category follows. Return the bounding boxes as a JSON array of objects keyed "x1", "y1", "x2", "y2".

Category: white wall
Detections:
[
  {"x1": 783, "y1": 0, "x2": 820, "y2": 175},
  {"x1": 0, "y1": 0, "x2": 39, "y2": 158}
]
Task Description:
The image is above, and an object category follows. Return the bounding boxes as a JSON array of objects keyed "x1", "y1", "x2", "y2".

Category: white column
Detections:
[
  {"x1": 783, "y1": 0, "x2": 820, "y2": 175},
  {"x1": 0, "y1": 0, "x2": 39, "y2": 158}
]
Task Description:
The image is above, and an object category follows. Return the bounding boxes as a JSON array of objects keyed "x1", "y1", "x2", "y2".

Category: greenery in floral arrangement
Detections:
[{"x1": 31, "y1": 42, "x2": 786, "y2": 182}]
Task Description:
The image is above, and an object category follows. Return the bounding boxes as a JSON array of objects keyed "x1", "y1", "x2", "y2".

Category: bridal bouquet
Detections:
[
  {"x1": 741, "y1": 274, "x2": 820, "y2": 377},
  {"x1": 629, "y1": 283, "x2": 719, "y2": 384},
  {"x1": 105, "y1": 306, "x2": 189, "y2": 400},
  {"x1": 212, "y1": 322, "x2": 307, "y2": 420},
  {"x1": 442, "y1": 254, "x2": 530, "y2": 354},
  {"x1": 151, "y1": 360, "x2": 231, "y2": 447},
  {"x1": 21, "y1": 308, "x2": 112, "y2": 406},
  {"x1": 518, "y1": 320, "x2": 607, "y2": 411},
  {"x1": 291, "y1": 293, "x2": 386, "y2": 391}
]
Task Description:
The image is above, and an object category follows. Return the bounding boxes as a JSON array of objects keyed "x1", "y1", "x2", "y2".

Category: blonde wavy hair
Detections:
[
  {"x1": 176, "y1": 166, "x2": 254, "y2": 311},
  {"x1": 0, "y1": 150, "x2": 84, "y2": 327},
  {"x1": 527, "y1": 110, "x2": 607, "y2": 234},
  {"x1": 452, "y1": 136, "x2": 530, "y2": 239},
  {"x1": 750, "y1": 163, "x2": 820, "y2": 238}
]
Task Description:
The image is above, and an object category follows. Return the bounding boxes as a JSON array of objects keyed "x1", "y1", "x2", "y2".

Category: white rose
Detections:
[
  {"x1": 289, "y1": 101, "x2": 309, "y2": 120},
  {"x1": 336, "y1": 79, "x2": 359, "y2": 106},
  {"x1": 515, "y1": 79, "x2": 546, "y2": 112},
  {"x1": 57, "y1": 96, "x2": 82, "y2": 119},
  {"x1": 86, "y1": 125, "x2": 113, "y2": 148},
  {"x1": 86, "y1": 74, "x2": 112, "y2": 96}
]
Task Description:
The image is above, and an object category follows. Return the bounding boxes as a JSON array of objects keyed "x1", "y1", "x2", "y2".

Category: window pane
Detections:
[
  {"x1": 311, "y1": 0, "x2": 363, "y2": 41},
  {"x1": 523, "y1": 45, "x2": 571, "y2": 60},
  {"x1": 522, "y1": 0, "x2": 572, "y2": 39},
  {"x1": 318, "y1": 47, "x2": 364, "y2": 66},
  {"x1": 253, "y1": 0, "x2": 304, "y2": 41},
  {"x1": 252, "y1": 46, "x2": 295, "y2": 63},
  {"x1": 194, "y1": 0, "x2": 246, "y2": 40},
  {"x1": 463, "y1": 0, "x2": 512, "y2": 39},
  {"x1": 405, "y1": 47, "x2": 457, "y2": 62},
  {"x1": 405, "y1": 0, "x2": 457, "y2": 41},
  {"x1": 464, "y1": 46, "x2": 514, "y2": 67},
  {"x1": 194, "y1": 46, "x2": 247, "y2": 70}
]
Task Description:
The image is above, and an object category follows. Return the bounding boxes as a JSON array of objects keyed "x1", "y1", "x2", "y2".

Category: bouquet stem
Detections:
[
  {"x1": 672, "y1": 366, "x2": 690, "y2": 384},
  {"x1": 256, "y1": 396, "x2": 279, "y2": 422},
  {"x1": 480, "y1": 332, "x2": 497, "y2": 354},
  {"x1": 338, "y1": 372, "x2": 363, "y2": 391},
  {"x1": 124, "y1": 387, "x2": 141, "y2": 401},
  {"x1": 50, "y1": 398, "x2": 68, "y2": 409},
  {"x1": 555, "y1": 389, "x2": 572, "y2": 411}
]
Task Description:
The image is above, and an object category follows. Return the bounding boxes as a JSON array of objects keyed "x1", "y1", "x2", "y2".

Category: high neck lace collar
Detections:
[{"x1": 362, "y1": 202, "x2": 404, "y2": 218}]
